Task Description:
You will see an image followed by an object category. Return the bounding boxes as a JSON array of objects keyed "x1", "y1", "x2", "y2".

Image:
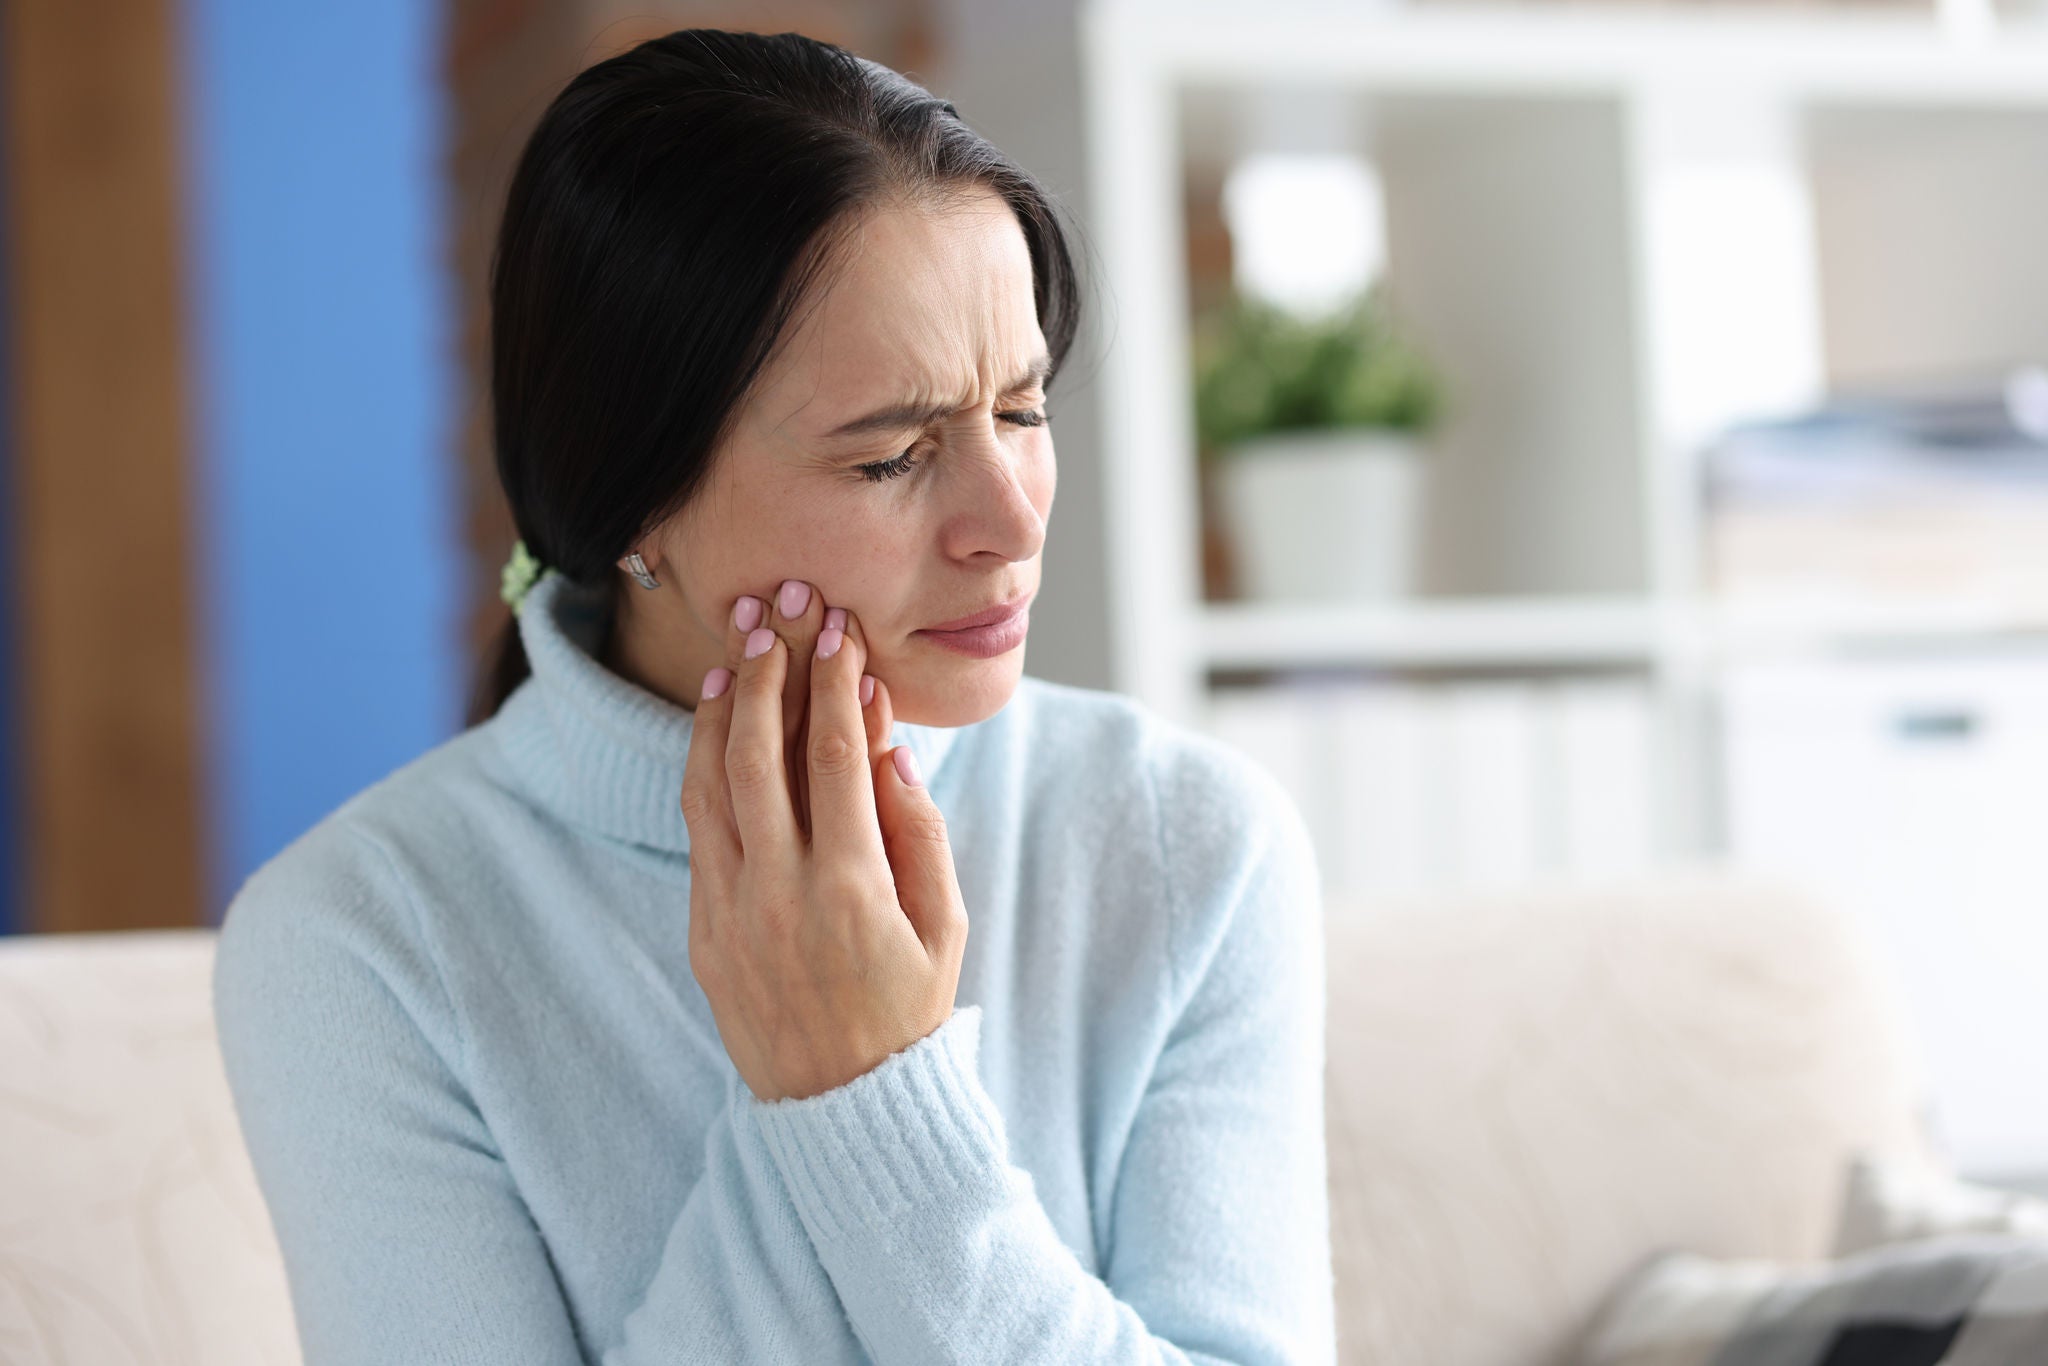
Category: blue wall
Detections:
[{"x1": 179, "y1": 1, "x2": 464, "y2": 918}]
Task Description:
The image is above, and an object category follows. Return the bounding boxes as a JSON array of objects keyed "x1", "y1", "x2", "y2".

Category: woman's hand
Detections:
[
  {"x1": 680, "y1": 579, "x2": 969, "y2": 1103},
  {"x1": 749, "y1": 580, "x2": 891, "y2": 839}
]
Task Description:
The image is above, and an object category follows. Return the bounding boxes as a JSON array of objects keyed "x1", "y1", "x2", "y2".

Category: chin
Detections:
[{"x1": 887, "y1": 648, "x2": 1027, "y2": 728}]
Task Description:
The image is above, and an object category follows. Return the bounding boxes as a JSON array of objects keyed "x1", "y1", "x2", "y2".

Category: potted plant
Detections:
[{"x1": 1193, "y1": 278, "x2": 1444, "y2": 602}]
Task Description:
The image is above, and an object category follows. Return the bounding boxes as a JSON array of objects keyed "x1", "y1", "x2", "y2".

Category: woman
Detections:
[{"x1": 213, "y1": 28, "x2": 1334, "y2": 1365}]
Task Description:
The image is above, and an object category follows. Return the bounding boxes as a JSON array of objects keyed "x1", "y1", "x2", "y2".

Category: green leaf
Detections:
[{"x1": 1192, "y1": 280, "x2": 1443, "y2": 458}]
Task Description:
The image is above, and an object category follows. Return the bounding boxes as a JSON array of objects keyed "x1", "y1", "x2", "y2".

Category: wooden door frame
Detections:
[{"x1": 0, "y1": 0, "x2": 207, "y2": 933}]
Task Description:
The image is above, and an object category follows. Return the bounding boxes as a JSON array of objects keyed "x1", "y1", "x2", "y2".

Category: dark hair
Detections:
[{"x1": 467, "y1": 28, "x2": 1086, "y2": 725}]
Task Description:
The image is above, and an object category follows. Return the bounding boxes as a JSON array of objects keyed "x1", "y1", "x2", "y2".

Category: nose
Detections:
[{"x1": 944, "y1": 421, "x2": 1049, "y2": 564}]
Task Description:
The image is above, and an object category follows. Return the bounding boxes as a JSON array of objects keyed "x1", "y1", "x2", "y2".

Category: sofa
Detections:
[{"x1": 0, "y1": 861, "x2": 1944, "y2": 1365}]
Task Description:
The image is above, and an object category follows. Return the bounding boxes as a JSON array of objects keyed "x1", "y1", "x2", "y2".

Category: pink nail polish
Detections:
[
  {"x1": 892, "y1": 745, "x2": 922, "y2": 787},
  {"x1": 701, "y1": 667, "x2": 731, "y2": 700},
  {"x1": 735, "y1": 596, "x2": 763, "y2": 632},
  {"x1": 860, "y1": 674, "x2": 875, "y2": 706},
  {"x1": 744, "y1": 627, "x2": 775, "y2": 660},
  {"x1": 778, "y1": 579, "x2": 810, "y2": 618},
  {"x1": 825, "y1": 607, "x2": 847, "y2": 633},
  {"x1": 816, "y1": 627, "x2": 844, "y2": 659}
]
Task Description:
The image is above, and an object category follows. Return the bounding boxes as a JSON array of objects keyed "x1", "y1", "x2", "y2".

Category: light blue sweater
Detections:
[{"x1": 212, "y1": 569, "x2": 1336, "y2": 1365}]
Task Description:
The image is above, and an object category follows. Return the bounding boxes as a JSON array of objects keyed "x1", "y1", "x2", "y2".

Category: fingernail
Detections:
[
  {"x1": 778, "y1": 579, "x2": 810, "y2": 618},
  {"x1": 745, "y1": 627, "x2": 775, "y2": 660},
  {"x1": 816, "y1": 627, "x2": 844, "y2": 659},
  {"x1": 824, "y1": 607, "x2": 847, "y2": 633},
  {"x1": 701, "y1": 667, "x2": 731, "y2": 700},
  {"x1": 860, "y1": 674, "x2": 875, "y2": 706},
  {"x1": 892, "y1": 745, "x2": 922, "y2": 787},
  {"x1": 735, "y1": 596, "x2": 764, "y2": 632}
]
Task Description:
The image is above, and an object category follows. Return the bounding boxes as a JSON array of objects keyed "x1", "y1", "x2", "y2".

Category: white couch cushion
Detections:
[
  {"x1": 0, "y1": 928, "x2": 299, "y2": 1366},
  {"x1": 1322, "y1": 863, "x2": 1945, "y2": 1366}
]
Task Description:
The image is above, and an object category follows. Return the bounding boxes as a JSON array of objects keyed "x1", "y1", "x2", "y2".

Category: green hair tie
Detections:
[{"x1": 499, "y1": 539, "x2": 552, "y2": 618}]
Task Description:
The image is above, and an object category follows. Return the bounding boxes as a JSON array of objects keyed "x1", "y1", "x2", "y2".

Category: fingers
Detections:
[
  {"x1": 724, "y1": 593, "x2": 801, "y2": 862},
  {"x1": 863, "y1": 671, "x2": 893, "y2": 773},
  {"x1": 684, "y1": 593, "x2": 765, "y2": 872},
  {"x1": 768, "y1": 581, "x2": 826, "y2": 834},
  {"x1": 678, "y1": 577, "x2": 893, "y2": 884},
  {"x1": 874, "y1": 718, "x2": 968, "y2": 957},
  {"x1": 807, "y1": 604, "x2": 888, "y2": 866}
]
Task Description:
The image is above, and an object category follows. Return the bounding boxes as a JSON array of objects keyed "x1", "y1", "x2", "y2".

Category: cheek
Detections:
[
  {"x1": 780, "y1": 500, "x2": 919, "y2": 623},
  {"x1": 716, "y1": 490, "x2": 859, "y2": 576}
]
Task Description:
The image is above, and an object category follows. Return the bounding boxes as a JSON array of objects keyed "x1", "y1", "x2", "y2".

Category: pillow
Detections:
[
  {"x1": 1572, "y1": 1235, "x2": 2048, "y2": 1366},
  {"x1": 1836, "y1": 1154, "x2": 2048, "y2": 1258}
]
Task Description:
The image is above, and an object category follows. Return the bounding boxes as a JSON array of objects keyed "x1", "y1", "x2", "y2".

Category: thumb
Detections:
[{"x1": 876, "y1": 744, "x2": 964, "y2": 947}]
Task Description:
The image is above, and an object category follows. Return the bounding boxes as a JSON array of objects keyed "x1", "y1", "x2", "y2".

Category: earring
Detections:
[{"x1": 623, "y1": 552, "x2": 662, "y2": 590}]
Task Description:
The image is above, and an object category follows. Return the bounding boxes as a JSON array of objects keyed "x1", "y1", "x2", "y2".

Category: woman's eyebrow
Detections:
[{"x1": 823, "y1": 353, "x2": 1053, "y2": 439}]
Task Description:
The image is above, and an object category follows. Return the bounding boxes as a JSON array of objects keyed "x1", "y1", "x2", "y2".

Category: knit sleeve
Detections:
[
  {"x1": 212, "y1": 821, "x2": 864, "y2": 1366},
  {"x1": 737, "y1": 735, "x2": 1338, "y2": 1365}
]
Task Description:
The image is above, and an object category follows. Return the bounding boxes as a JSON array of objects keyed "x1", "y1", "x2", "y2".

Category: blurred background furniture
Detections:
[
  {"x1": 1081, "y1": 0, "x2": 2048, "y2": 1183},
  {"x1": 0, "y1": 864, "x2": 1954, "y2": 1366}
]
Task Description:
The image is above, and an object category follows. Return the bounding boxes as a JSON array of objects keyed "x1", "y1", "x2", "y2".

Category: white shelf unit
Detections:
[{"x1": 1079, "y1": 1, "x2": 2048, "y2": 865}]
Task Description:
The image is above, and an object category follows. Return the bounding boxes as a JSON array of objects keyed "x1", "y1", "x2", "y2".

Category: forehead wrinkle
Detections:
[
  {"x1": 763, "y1": 194, "x2": 1043, "y2": 443},
  {"x1": 888, "y1": 279, "x2": 1042, "y2": 413}
]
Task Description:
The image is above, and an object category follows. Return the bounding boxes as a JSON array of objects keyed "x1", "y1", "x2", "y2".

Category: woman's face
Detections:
[{"x1": 631, "y1": 184, "x2": 1055, "y2": 729}]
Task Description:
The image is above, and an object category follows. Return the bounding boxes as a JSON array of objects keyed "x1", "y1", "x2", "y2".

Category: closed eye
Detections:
[{"x1": 854, "y1": 407, "x2": 1050, "y2": 483}]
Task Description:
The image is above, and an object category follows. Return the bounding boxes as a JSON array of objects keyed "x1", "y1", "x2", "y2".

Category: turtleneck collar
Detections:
[{"x1": 489, "y1": 570, "x2": 962, "y2": 855}]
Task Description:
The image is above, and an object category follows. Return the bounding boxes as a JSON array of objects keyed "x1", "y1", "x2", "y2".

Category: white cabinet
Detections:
[
  {"x1": 1721, "y1": 649, "x2": 2048, "y2": 1178},
  {"x1": 1207, "y1": 674, "x2": 1659, "y2": 906}
]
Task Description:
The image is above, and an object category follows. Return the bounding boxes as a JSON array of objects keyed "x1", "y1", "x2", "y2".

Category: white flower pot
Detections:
[{"x1": 1214, "y1": 427, "x2": 1426, "y2": 603}]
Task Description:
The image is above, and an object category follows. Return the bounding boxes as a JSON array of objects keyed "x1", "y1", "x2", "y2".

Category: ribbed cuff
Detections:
[{"x1": 740, "y1": 1004, "x2": 1009, "y2": 1247}]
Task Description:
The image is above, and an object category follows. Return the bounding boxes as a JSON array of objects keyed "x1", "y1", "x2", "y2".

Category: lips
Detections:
[{"x1": 920, "y1": 592, "x2": 1034, "y2": 633}]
